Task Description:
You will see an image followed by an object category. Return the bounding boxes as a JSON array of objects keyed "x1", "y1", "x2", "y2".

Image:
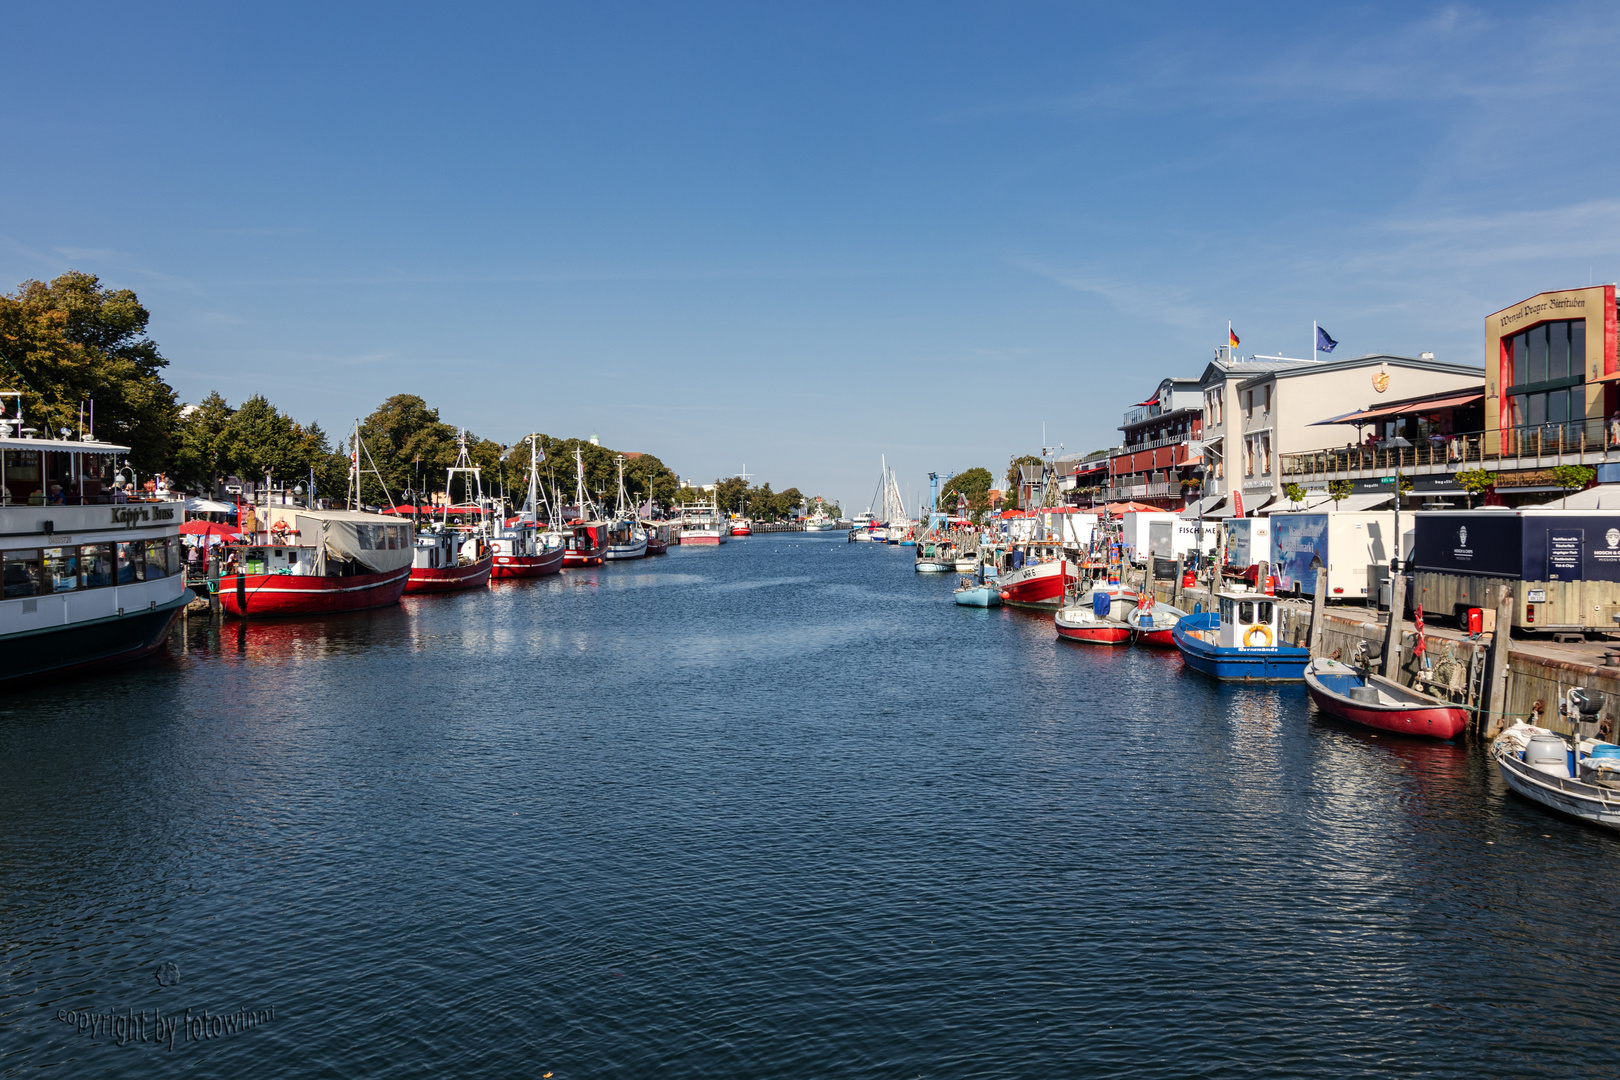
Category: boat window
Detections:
[
  {"x1": 43, "y1": 546, "x2": 79, "y2": 592},
  {"x1": 1238, "y1": 600, "x2": 1255, "y2": 623},
  {"x1": 3, "y1": 549, "x2": 42, "y2": 597},
  {"x1": 1257, "y1": 601, "x2": 1273, "y2": 624},
  {"x1": 3, "y1": 449, "x2": 43, "y2": 505},
  {"x1": 80, "y1": 543, "x2": 114, "y2": 588},
  {"x1": 117, "y1": 540, "x2": 145, "y2": 584},
  {"x1": 143, "y1": 538, "x2": 173, "y2": 579}
]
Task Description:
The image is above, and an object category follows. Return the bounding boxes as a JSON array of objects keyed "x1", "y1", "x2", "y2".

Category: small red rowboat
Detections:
[{"x1": 1304, "y1": 657, "x2": 1469, "y2": 740}]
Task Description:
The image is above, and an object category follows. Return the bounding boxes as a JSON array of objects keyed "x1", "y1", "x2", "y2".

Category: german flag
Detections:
[{"x1": 1228, "y1": 328, "x2": 1241, "y2": 348}]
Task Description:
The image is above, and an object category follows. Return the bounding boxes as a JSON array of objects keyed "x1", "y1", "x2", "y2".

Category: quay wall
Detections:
[{"x1": 1145, "y1": 575, "x2": 1619, "y2": 740}]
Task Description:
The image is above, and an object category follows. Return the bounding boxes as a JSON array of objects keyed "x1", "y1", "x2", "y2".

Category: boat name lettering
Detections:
[{"x1": 111, "y1": 507, "x2": 175, "y2": 527}]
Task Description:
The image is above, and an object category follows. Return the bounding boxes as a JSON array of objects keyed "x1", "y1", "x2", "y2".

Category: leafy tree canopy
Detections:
[
  {"x1": 939, "y1": 467, "x2": 994, "y2": 521},
  {"x1": 1005, "y1": 454, "x2": 1041, "y2": 492},
  {"x1": 0, "y1": 271, "x2": 177, "y2": 470}
]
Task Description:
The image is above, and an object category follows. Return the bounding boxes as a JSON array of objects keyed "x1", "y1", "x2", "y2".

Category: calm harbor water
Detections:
[{"x1": 4, "y1": 533, "x2": 1619, "y2": 1077}]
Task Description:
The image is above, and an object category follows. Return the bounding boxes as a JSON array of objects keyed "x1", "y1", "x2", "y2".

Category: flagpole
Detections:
[{"x1": 1312, "y1": 320, "x2": 1316, "y2": 361}]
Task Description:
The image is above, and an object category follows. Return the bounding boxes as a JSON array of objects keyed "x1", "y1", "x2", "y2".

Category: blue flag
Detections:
[{"x1": 1316, "y1": 326, "x2": 1338, "y2": 353}]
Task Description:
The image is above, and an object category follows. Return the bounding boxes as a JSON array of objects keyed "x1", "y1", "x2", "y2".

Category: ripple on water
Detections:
[{"x1": 3, "y1": 536, "x2": 1620, "y2": 1078}]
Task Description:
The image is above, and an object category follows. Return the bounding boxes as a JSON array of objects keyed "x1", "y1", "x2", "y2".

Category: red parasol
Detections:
[{"x1": 179, "y1": 520, "x2": 243, "y2": 539}]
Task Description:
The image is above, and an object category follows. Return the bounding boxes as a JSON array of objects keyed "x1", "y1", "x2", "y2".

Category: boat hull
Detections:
[
  {"x1": 490, "y1": 547, "x2": 565, "y2": 579},
  {"x1": 221, "y1": 565, "x2": 411, "y2": 618},
  {"x1": 1172, "y1": 618, "x2": 1309, "y2": 682},
  {"x1": 681, "y1": 530, "x2": 726, "y2": 546},
  {"x1": 954, "y1": 586, "x2": 1002, "y2": 607},
  {"x1": 0, "y1": 589, "x2": 191, "y2": 685},
  {"x1": 604, "y1": 538, "x2": 649, "y2": 560},
  {"x1": 997, "y1": 559, "x2": 1076, "y2": 607},
  {"x1": 406, "y1": 555, "x2": 493, "y2": 594},
  {"x1": 1305, "y1": 669, "x2": 1469, "y2": 740},
  {"x1": 915, "y1": 560, "x2": 955, "y2": 573},
  {"x1": 1134, "y1": 627, "x2": 1178, "y2": 648},
  {"x1": 1055, "y1": 620, "x2": 1133, "y2": 645}
]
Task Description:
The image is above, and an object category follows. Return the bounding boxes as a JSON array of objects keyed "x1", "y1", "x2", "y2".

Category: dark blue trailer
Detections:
[{"x1": 1413, "y1": 509, "x2": 1620, "y2": 632}]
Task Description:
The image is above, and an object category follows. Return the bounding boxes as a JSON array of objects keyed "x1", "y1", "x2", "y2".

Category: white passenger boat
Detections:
[{"x1": 0, "y1": 429, "x2": 190, "y2": 683}]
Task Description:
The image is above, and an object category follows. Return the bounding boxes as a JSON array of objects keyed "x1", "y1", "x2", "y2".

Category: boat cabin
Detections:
[
  {"x1": 1215, "y1": 591, "x2": 1281, "y2": 650},
  {"x1": 414, "y1": 527, "x2": 483, "y2": 569}
]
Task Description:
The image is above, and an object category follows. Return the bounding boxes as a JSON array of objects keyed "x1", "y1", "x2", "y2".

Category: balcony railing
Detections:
[
  {"x1": 1114, "y1": 431, "x2": 1199, "y2": 457},
  {"x1": 1103, "y1": 481, "x2": 1178, "y2": 500},
  {"x1": 1280, "y1": 421, "x2": 1620, "y2": 480}
]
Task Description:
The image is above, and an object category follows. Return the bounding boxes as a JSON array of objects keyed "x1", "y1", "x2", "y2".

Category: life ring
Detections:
[{"x1": 1243, "y1": 624, "x2": 1273, "y2": 648}]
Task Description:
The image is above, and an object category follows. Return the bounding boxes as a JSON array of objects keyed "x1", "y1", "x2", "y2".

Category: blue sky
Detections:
[{"x1": 4, "y1": 2, "x2": 1618, "y2": 511}]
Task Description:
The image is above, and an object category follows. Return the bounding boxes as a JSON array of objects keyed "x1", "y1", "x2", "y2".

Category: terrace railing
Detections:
[{"x1": 1280, "y1": 420, "x2": 1620, "y2": 481}]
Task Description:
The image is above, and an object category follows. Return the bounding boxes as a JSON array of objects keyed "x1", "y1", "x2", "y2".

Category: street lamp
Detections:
[{"x1": 1378, "y1": 435, "x2": 1413, "y2": 571}]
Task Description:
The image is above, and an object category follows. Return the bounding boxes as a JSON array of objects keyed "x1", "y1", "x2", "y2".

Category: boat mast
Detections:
[
  {"x1": 442, "y1": 429, "x2": 484, "y2": 524},
  {"x1": 574, "y1": 446, "x2": 591, "y2": 521}
]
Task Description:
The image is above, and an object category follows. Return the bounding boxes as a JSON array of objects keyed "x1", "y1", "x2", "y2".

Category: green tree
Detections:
[
  {"x1": 1454, "y1": 468, "x2": 1496, "y2": 509},
  {"x1": 1005, "y1": 454, "x2": 1041, "y2": 492},
  {"x1": 714, "y1": 475, "x2": 749, "y2": 514},
  {"x1": 356, "y1": 394, "x2": 459, "y2": 505},
  {"x1": 1283, "y1": 482, "x2": 1308, "y2": 507},
  {"x1": 171, "y1": 391, "x2": 235, "y2": 492},
  {"x1": 940, "y1": 467, "x2": 994, "y2": 522},
  {"x1": 1328, "y1": 479, "x2": 1353, "y2": 505},
  {"x1": 0, "y1": 271, "x2": 178, "y2": 471},
  {"x1": 1552, "y1": 464, "x2": 1595, "y2": 506}
]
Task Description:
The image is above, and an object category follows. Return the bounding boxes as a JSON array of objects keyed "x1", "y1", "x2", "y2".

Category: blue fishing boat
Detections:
[{"x1": 1171, "y1": 591, "x2": 1309, "y2": 682}]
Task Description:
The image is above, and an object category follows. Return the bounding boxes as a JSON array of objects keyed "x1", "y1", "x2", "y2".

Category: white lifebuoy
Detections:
[{"x1": 1244, "y1": 624, "x2": 1273, "y2": 648}]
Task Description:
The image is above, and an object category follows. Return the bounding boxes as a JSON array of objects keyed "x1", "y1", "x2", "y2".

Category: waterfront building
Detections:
[
  {"x1": 1232, "y1": 353, "x2": 1482, "y2": 511},
  {"x1": 1277, "y1": 287, "x2": 1620, "y2": 508},
  {"x1": 1186, "y1": 349, "x2": 1318, "y2": 519},
  {"x1": 1102, "y1": 377, "x2": 1204, "y2": 510},
  {"x1": 1055, "y1": 453, "x2": 1110, "y2": 507}
]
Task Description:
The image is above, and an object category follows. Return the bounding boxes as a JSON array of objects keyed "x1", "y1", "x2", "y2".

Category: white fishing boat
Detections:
[
  {"x1": 603, "y1": 455, "x2": 649, "y2": 561},
  {"x1": 677, "y1": 496, "x2": 728, "y2": 545},
  {"x1": 1494, "y1": 690, "x2": 1620, "y2": 830},
  {"x1": 804, "y1": 503, "x2": 839, "y2": 532}
]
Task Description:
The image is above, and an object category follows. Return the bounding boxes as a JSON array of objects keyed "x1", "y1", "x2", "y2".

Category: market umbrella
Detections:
[{"x1": 179, "y1": 520, "x2": 243, "y2": 539}]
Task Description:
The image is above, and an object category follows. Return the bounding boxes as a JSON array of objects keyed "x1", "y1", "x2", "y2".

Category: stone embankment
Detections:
[{"x1": 1146, "y1": 568, "x2": 1619, "y2": 739}]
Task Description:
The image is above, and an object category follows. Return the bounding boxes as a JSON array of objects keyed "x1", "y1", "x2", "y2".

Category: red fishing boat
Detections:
[
  {"x1": 730, "y1": 518, "x2": 752, "y2": 536},
  {"x1": 219, "y1": 507, "x2": 414, "y2": 618},
  {"x1": 490, "y1": 434, "x2": 567, "y2": 578},
  {"x1": 643, "y1": 521, "x2": 670, "y2": 555},
  {"x1": 1129, "y1": 595, "x2": 1190, "y2": 648},
  {"x1": 403, "y1": 434, "x2": 495, "y2": 594},
  {"x1": 490, "y1": 518, "x2": 565, "y2": 578},
  {"x1": 995, "y1": 554, "x2": 1077, "y2": 607},
  {"x1": 406, "y1": 528, "x2": 493, "y2": 593},
  {"x1": 1054, "y1": 589, "x2": 1134, "y2": 645},
  {"x1": 1304, "y1": 657, "x2": 1470, "y2": 740}
]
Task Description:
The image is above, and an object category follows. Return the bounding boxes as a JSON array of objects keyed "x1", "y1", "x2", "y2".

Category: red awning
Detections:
[
  {"x1": 1309, "y1": 390, "x2": 1483, "y2": 426},
  {"x1": 179, "y1": 520, "x2": 243, "y2": 538}
]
